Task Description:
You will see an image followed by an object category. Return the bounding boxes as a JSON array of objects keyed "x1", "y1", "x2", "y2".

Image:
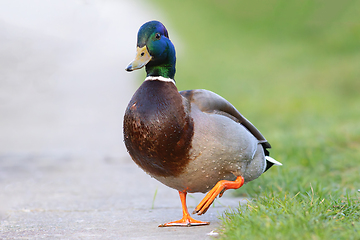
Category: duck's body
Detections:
[
  {"x1": 124, "y1": 77, "x2": 268, "y2": 193},
  {"x1": 124, "y1": 20, "x2": 281, "y2": 227}
]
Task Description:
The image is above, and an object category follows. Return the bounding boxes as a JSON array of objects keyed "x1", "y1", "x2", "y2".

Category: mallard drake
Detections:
[{"x1": 124, "y1": 20, "x2": 281, "y2": 227}]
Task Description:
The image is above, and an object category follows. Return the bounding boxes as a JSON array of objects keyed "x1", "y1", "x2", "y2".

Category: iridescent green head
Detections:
[{"x1": 126, "y1": 21, "x2": 176, "y2": 79}]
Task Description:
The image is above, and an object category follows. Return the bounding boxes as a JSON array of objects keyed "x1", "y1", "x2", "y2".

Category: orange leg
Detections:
[
  {"x1": 158, "y1": 191, "x2": 210, "y2": 227},
  {"x1": 193, "y1": 176, "x2": 244, "y2": 215}
]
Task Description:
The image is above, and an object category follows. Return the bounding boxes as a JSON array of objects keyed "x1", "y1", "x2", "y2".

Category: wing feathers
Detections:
[{"x1": 180, "y1": 89, "x2": 271, "y2": 148}]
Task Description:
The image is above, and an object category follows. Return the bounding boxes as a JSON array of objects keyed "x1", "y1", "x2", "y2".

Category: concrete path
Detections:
[
  {"x1": 0, "y1": 1, "x2": 245, "y2": 239},
  {"x1": 0, "y1": 156, "x2": 246, "y2": 239}
]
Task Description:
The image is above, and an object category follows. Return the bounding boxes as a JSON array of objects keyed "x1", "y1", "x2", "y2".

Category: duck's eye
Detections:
[{"x1": 155, "y1": 33, "x2": 161, "y2": 39}]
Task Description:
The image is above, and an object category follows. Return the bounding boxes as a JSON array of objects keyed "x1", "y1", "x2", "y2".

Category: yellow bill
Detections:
[{"x1": 126, "y1": 46, "x2": 152, "y2": 71}]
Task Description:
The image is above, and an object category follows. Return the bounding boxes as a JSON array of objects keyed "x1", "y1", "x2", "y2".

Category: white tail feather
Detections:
[{"x1": 265, "y1": 156, "x2": 282, "y2": 166}]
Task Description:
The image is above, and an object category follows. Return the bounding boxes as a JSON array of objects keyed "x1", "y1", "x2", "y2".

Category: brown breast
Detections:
[{"x1": 123, "y1": 80, "x2": 194, "y2": 177}]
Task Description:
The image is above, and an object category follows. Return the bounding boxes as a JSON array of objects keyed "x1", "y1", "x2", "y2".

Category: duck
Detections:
[{"x1": 124, "y1": 20, "x2": 282, "y2": 227}]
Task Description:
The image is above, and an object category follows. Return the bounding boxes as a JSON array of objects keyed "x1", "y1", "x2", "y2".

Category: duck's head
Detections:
[{"x1": 126, "y1": 21, "x2": 176, "y2": 79}]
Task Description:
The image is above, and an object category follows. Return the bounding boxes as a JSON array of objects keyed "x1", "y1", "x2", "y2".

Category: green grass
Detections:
[
  {"x1": 220, "y1": 189, "x2": 360, "y2": 239},
  {"x1": 149, "y1": 0, "x2": 360, "y2": 238}
]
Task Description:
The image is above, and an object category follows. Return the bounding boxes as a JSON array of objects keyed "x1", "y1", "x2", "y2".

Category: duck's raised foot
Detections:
[
  {"x1": 194, "y1": 176, "x2": 245, "y2": 215},
  {"x1": 159, "y1": 217, "x2": 209, "y2": 227}
]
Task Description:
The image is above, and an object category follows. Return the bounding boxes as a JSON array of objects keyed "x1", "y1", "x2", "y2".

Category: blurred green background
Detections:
[
  {"x1": 150, "y1": 0, "x2": 360, "y2": 238},
  {"x1": 151, "y1": 0, "x2": 360, "y2": 195}
]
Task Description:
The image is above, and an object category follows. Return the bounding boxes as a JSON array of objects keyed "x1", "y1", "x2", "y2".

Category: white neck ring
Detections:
[{"x1": 145, "y1": 76, "x2": 176, "y2": 85}]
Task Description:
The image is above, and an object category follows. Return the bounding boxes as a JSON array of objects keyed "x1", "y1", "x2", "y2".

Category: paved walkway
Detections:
[
  {"x1": 0, "y1": 1, "x2": 245, "y2": 239},
  {"x1": 0, "y1": 156, "x2": 245, "y2": 239}
]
